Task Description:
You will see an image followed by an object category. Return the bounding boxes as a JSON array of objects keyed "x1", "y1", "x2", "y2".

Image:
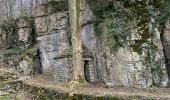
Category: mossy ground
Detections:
[
  {"x1": 16, "y1": 78, "x2": 170, "y2": 100},
  {"x1": 0, "y1": 75, "x2": 170, "y2": 100},
  {"x1": 0, "y1": 95, "x2": 14, "y2": 100}
]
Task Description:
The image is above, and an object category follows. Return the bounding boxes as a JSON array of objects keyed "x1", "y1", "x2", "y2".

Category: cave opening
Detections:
[
  {"x1": 165, "y1": 58, "x2": 170, "y2": 86},
  {"x1": 35, "y1": 49, "x2": 43, "y2": 74},
  {"x1": 84, "y1": 60, "x2": 90, "y2": 82}
]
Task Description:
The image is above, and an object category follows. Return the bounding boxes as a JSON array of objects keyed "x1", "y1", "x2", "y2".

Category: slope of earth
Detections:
[
  {"x1": 15, "y1": 77, "x2": 170, "y2": 100},
  {"x1": 0, "y1": 69, "x2": 170, "y2": 100}
]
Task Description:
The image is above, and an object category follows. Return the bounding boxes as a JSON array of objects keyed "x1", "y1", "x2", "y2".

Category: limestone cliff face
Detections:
[
  {"x1": 0, "y1": 0, "x2": 52, "y2": 21},
  {"x1": 34, "y1": 3, "x2": 72, "y2": 81},
  {"x1": 0, "y1": 0, "x2": 169, "y2": 88},
  {"x1": 80, "y1": 0, "x2": 169, "y2": 88},
  {"x1": 163, "y1": 17, "x2": 170, "y2": 85}
]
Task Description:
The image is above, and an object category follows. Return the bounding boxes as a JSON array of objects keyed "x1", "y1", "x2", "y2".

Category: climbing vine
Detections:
[
  {"x1": 88, "y1": 0, "x2": 130, "y2": 51},
  {"x1": 88, "y1": 0, "x2": 169, "y2": 86},
  {"x1": 44, "y1": 0, "x2": 68, "y2": 12},
  {"x1": 0, "y1": 19, "x2": 18, "y2": 49},
  {"x1": 146, "y1": 0, "x2": 170, "y2": 86}
]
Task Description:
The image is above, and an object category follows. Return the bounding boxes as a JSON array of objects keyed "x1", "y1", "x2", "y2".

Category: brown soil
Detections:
[
  {"x1": 23, "y1": 77, "x2": 170, "y2": 99},
  {"x1": 0, "y1": 68, "x2": 170, "y2": 99}
]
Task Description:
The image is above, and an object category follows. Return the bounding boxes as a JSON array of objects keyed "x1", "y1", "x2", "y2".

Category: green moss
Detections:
[
  {"x1": 72, "y1": 94, "x2": 79, "y2": 100},
  {"x1": 0, "y1": 71, "x2": 18, "y2": 82},
  {"x1": 88, "y1": 0, "x2": 160, "y2": 53},
  {"x1": 19, "y1": 45, "x2": 37, "y2": 60},
  {"x1": 88, "y1": 0, "x2": 168, "y2": 86},
  {"x1": 0, "y1": 49, "x2": 22, "y2": 57},
  {"x1": 54, "y1": 48, "x2": 71, "y2": 59},
  {"x1": 16, "y1": 16, "x2": 34, "y2": 26},
  {"x1": 36, "y1": 70, "x2": 54, "y2": 81},
  {"x1": 0, "y1": 96, "x2": 13, "y2": 100},
  {"x1": 130, "y1": 43, "x2": 142, "y2": 55},
  {"x1": 0, "y1": 19, "x2": 19, "y2": 49},
  {"x1": 0, "y1": 19, "x2": 17, "y2": 32},
  {"x1": 158, "y1": 0, "x2": 169, "y2": 34},
  {"x1": 44, "y1": 0, "x2": 68, "y2": 12},
  {"x1": 129, "y1": 1, "x2": 150, "y2": 55},
  {"x1": 88, "y1": 0, "x2": 130, "y2": 51},
  {"x1": 6, "y1": 82, "x2": 167, "y2": 100},
  {"x1": 78, "y1": 75, "x2": 85, "y2": 84}
]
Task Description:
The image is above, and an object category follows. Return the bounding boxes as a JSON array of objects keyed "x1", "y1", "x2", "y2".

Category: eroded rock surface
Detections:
[
  {"x1": 0, "y1": 0, "x2": 169, "y2": 89},
  {"x1": 34, "y1": 3, "x2": 72, "y2": 81}
]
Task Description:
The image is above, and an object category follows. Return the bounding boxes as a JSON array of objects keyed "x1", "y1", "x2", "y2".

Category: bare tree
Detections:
[{"x1": 68, "y1": 0, "x2": 85, "y2": 87}]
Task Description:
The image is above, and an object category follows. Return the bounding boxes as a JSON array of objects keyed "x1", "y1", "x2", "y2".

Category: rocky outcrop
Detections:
[
  {"x1": 0, "y1": 16, "x2": 37, "y2": 76},
  {"x1": 80, "y1": 0, "x2": 99, "y2": 83},
  {"x1": 34, "y1": 2, "x2": 72, "y2": 81},
  {"x1": 163, "y1": 17, "x2": 170, "y2": 84},
  {"x1": 0, "y1": 20, "x2": 18, "y2": 49},
  {"x1": 34, "y1": 0, "x2": 170, "y2": 88},
  {"x1": 0, "y1": 0, "x2": 169, "y2": 89},
  {"x1": 34, "y1": 0, "x2": 99, "y2": 82},
  {"x1": 108, "y1": 29, "x2": 168, "y2": 88},
  {"x1": 0, "y1": 69, "x2": 21, "y2": 96},
  {"x1": 17, "y1": 17, "x2": 34, "y2": 47},
  {"x1": 80, "y1": 0, "x2": 169, "y2": 88}
]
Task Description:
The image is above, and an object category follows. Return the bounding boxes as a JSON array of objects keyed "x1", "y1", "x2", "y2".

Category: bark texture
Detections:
[{"x1": 68, "y1": 0, "x2": 84, "y2": 83}]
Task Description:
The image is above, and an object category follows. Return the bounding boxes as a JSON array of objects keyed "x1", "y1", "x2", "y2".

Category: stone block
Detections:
[
  {"x1": 53, "y1": 58, "x2": 72, "y2": 82},
  {"x1": 18, "y1": 28, "x2": 32, "y2": 43},
  {"x1": 34, "y1": 5, "x2": 47, "y2": 17},
  {"x1": 17, "y1": 18, "x2": 32, "y2": 28},
  {"x1": 48, "y1": 12, "x2": 68, "y2": 31},
  {"x1": 35, "y1": 16, "x2": 49, "y2": 34}
]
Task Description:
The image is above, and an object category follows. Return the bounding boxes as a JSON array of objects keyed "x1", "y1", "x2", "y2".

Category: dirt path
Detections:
[
  {"x1": 1, "y1": 68, "x2": 170, "y2": 99},
  {"x1": 23, "y1": 78, "x2": 170, "y2": 99}
]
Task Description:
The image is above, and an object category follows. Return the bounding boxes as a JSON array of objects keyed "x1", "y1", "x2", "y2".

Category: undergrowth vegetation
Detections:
[
  {"x1": 88, "y1": 0, "x2": 169, "y2": 86},
  {"x1": 88, "y1": 0, "x2": 169, "y2": 52},
  {"x1": 0, "y1": 19, "x2": 18, "y2": 49},
  {"x1": 88, "y1": 0, "x2": 130, "y2": 51},
  {"x1": 44, "y1": 0, "x2": 68, "y2": 12}
]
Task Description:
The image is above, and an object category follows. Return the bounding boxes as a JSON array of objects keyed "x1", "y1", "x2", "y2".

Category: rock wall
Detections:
[
  {"x1": 163, "y1": 17, "x2": 170, "y2": 85},
  {"x1": 0, "y1": 0, "x2": 55, "y2": 21},
  {"x1": 80, "y1": 0, "x2": 99, "y2": 83},
  {"x1": 0, "y1": 0, "x2": 169, "y2": 88},
  {"x1": 80, "y1": 0, "x2": 169, "y2": 88},
  {"x1": 108, "y1": 29, "x2": 168, "y2": 88},
  {"x1": 34, "y1": 2, "x2": 72, "y2": 81},
  {"x1": 33, "y1": 0, "x2": 99, "y2": 82},
  {"x1": 0, "y1": 17, "x2": 37, "y2": 76}
]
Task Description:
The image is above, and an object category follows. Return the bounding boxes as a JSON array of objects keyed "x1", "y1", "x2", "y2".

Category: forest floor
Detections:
[
  {"x1": 22, "y1": 77, "x2": 170, "y2": 99},
  {"x1": 1, "y1": 68, "x2": 170, "y2": 99}
]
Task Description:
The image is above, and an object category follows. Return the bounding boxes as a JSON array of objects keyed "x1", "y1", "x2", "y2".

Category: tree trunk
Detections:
[{"x1": 68, "y1": 0, "x2": 84, "y2": 83}]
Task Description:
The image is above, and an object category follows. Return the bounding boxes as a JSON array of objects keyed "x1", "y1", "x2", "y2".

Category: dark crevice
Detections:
[
  {"x1": 84, "y1": 60, "x2": 90, "y2": 82},
  {"x1": 37, "y1": 49, "x2": 43, "y2": 74},
  {"x1": 160, "y1": 25, "x2": 170, "y2": 87},
  {"x1": 33, "y1": 49, "x2": 43, "y2": 74}
]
